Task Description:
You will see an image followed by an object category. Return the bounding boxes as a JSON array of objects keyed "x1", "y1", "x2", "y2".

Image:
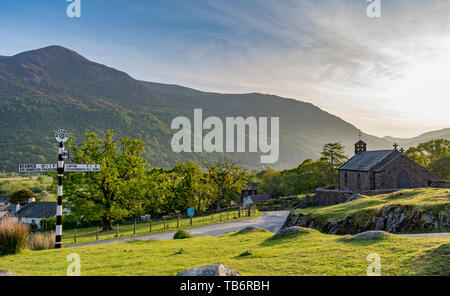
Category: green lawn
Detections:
[
  {"x1": 292, "y1": 188, "x2": 450, "y2": 224},
  {"x1": 1, "y1": 228, "x2": 448, "y2": 276},
  {"x1": 62, "y1": 209, "x2": 260, "y2": 245}
]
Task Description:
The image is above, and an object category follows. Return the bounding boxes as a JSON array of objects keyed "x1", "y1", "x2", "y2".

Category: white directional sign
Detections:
[
  {"x1": 18, "y1": 164, "x2": 57, "y2": 173},
  {"x1": 64, "y1": 164, "x2": 101, "y2": 172}
]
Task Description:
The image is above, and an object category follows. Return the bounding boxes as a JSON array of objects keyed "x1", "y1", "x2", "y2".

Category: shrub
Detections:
[
  {"x1": 238, "y1": 249, "x2": 253, "y2": 257},
  {"x1": 28, "y1": 232, "x2": 55, "y2": 250},
  {"x1": 10, "y1": 188, "x2": 36, "y2": 204},
  {"x1": 40, "y1": 217, "x2": 56, "y2": 231},
  {"x1": 0, "y1": 218, "x2": 29, "y2": 255},
  {"x1": 173, "y1": 230, "x2": 194, "y2": 239}
]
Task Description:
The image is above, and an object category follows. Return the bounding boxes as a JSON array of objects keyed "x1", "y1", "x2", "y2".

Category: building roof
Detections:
[
  {"x1": 243, "y1": 194, "x2": 272, "y2": 205},
  {"x1": 16, "y1": 202, "x2": 57, "y2": 219},
  {"x1": 339, "y1": 150, "x2": 395, "y2": 172},
  {"x1": 373, "y1": 154, "x2": 402, "y2": 172}
]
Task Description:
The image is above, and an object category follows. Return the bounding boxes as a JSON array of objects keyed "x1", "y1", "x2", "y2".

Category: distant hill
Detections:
[
  {"x1": 0, "y1": 46, "x2": 447, "y2": 171},
  {"x1": 0, "y1": 46, "x2": 164, "y2": 111},
  {"x1": 384, "y1": 128, "x2": 450, "y2": 148}
]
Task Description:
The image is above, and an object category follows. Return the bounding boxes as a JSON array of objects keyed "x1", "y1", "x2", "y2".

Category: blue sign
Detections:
[{"x1": 187, "y1": 207, "x2": 195, "y2": 217}]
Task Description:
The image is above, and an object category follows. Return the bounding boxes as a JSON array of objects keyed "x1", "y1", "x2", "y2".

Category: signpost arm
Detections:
[{"x1": 55, "y1": 141, "x2": 64, "y2": 248}]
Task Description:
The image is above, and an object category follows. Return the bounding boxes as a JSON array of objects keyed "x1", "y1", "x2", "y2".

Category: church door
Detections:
[{"x1": 397, "y1": 170, "x2": 410, "y2": 188}]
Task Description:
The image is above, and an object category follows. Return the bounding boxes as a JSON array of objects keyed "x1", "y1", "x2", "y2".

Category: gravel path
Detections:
[
  {"x1": 65, "y1": 211, "x2": 290, "y2": 248},
  {"x1": 399, "y1": 233, "x2": 450, "y2": 238}
]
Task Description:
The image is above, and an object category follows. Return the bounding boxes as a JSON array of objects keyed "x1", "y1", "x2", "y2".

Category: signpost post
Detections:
[{"x1": 18, "y1": 129, "x2": 101, "y2": 248}]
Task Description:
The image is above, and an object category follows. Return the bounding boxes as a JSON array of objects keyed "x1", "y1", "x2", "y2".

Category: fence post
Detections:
[
  {"x1": 74, "y1": 228, "x2": 77, "y2": 243},
  {"x1": 149, "y1": 215, "x2": 152, "y2": 232},
  {"x1": 134, "y1": 218, "x2": 136, "y2": 235},
  {"x1": 190, "y1": 216, "x2": 193, "y2": 226},
  {"x1": 177, "y1": 215, "x2": 179, "y2": 228},
  {"x1": 220, "y1": 211, "x2": 222, "y2": 221},
  {"x1": 96, "y1": 226, "x2": 99, "y2": 241},
  {"x1": 238, "y1": 206, "x2": 241, "y2": 218},
  {"x1": 116, "y1": 223, "x2": 119, "y2": 238},
  {"x1": 164, "y1": 217, "x2": 166, "y2": 229},
  {"x1": 211, "y1": 213, "x2": 214, "y2": 223},
  {"x1": 227, "y1": 210, "x2": 229, "y2": 220}
]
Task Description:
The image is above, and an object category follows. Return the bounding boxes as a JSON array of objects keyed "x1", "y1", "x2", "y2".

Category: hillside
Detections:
[
  {"x1": 285, "y1": 188, "x2": 450, "y2": 234},
  {"x1": 0, "y1": 46, "x2": 447, "y2": 171},
  {"x1": 384, "y1": 128, "x2": 450, "y2": 148}
]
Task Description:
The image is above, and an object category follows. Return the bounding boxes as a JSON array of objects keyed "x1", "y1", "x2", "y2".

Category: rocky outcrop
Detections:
[
  {"x1": 352, "y1": 231, "x2": 391, "y2": 239},
  {"x1": 284, "y1": 204, "x2": 450, "y2": 235},
  {"x1": 274, "y1": 226, "x2": 309, "y2": 237},
  {"x1": 177, "y1": 265, "x2": 241, "y2": 276}
]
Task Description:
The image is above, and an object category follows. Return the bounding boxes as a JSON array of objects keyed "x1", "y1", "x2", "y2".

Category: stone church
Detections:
[{"x1": 339, "y1": 140, "x2": 441, "y2": 192}]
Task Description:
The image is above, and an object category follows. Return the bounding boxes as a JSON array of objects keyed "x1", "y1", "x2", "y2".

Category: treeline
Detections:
[
  {"x1": 6, "y1": 130, "x2": 449, "y2": 232},
  {"x1": 253, "y1": 139, "x2": 450, "y2": 198},
  {"x1": 251, "y1": 143, "x2": 348, "y2": 197},
  {"x1": 405, "y1": 139, "x2": 449, "y2": 180},
  {"x1": 62, "y1": 131, "x2": 248, "y2": 231}
]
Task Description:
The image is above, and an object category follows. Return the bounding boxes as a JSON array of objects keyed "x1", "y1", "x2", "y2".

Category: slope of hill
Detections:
[
  {"x1": 0, "y1": 46, "x2": 164, "y2": 111},
  {"x1": 384, "y1": 128, "x2": 450, "y2": 148},
  {"x1": 0, "y1": 46, "x2": 447, "y2": 171}
]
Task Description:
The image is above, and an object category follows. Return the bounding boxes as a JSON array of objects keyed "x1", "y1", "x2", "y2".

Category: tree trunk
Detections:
[
  {"x1": 102, "y1": 217, "x2": 113, "y2": 231},
  {"x1": 216, "y1": 195, "x2": 222, "y2": 211}
]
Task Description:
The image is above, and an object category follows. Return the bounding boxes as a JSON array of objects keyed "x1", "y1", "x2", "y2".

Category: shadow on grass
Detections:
[
  {"x1": 259, "y1": 231, "x2": 311, "y2": 247},
  {"x1": 413, "y1": 243, "x2": 450, "y2": 276},
  {"x1": 230, "y1": 227, "x2": 270, "y2": 237},
  {"x1": 335, "y1": 235, "x2": 392, "y2": 246}
]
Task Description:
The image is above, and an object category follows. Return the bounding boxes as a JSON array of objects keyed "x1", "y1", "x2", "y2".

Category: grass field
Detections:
[
  {"x1": 292, "y1": 188, "x2": 450, "y2": 224},
  {"x1": 1, "y1": 228, "x2": 448, "y2": 276},
  {"x1": 62, "y1": 210, "x2": 260, "y2": 245}
]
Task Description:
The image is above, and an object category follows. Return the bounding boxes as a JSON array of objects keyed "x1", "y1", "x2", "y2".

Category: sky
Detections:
[{"x1": 0, "y1": 0, "x2": 449, "y2": 138}]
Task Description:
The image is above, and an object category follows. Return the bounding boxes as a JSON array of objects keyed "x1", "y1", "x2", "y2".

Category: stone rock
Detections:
[
  {"x1": 345, "y1": 193, "x2": 362, "y2": 203},
  {"x1": 0, "y1": 271, "x2": 15, "y2": 276},
  {"x1": 177, "y1": 264, "x2": 240, "y2": 276},
  {"x1": 275, "y1": 226, "x2": 308, "y2": 237},
  {"x1": 352, "y1": 231, "x2": 390, "y2": 239}
]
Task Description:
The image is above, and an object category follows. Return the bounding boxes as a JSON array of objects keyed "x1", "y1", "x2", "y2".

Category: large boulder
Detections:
[
  {"x1": 177, "y1": 264, "x2": 241, "y2": 276},
  {"x1": 275, "y1": 226, "x2": 309, "y2": 237},
  {"x1": 352, "y1": 231, "x2": 390, "y2": 239}
]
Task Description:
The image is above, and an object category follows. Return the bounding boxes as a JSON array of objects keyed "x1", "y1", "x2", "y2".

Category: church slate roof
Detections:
[
  {"x1": 16, "y1": 202, "x2": 57, "y2": 219},
  {"x1": 339, "y1": 150, "x2": 394, "y2": 172},
  {"x1": 373, "y1": 154, "x2": 402, "y2": 172}
]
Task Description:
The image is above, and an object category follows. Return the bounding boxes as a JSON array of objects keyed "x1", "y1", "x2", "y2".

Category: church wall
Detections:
[
  {"x1": 375, "y1": 154, "x2": 439, "y2": 189},
  {"x1": 339, "y1": 170, "x2": 372, "y2": 192}
]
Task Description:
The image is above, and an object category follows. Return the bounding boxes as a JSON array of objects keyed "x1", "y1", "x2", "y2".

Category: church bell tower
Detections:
[{"x1": 354, "y1": 140, "x2": 367, "y2": 155}]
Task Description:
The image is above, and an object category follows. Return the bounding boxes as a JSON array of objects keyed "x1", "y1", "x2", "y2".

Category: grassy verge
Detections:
[
  {"x1": 62, "y1": 210, "x2": 260, "y2": 245},
  {"x1": 1, "y1": 228, "x2": 448, "y2": 276},
  {"x1": 292, "y1": 188, "x2": 450, "y2": 225}
]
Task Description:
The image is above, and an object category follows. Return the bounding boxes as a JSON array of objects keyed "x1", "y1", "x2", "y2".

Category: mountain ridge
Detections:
[{"x1": 0, "y1": 46, "x2": 447, "y2": 171}]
